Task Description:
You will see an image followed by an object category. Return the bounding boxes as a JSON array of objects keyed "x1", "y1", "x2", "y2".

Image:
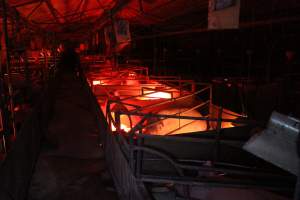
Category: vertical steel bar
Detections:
[
  {"x1": 294, "y1": 134, "x2": 300, "y2": 200},
  {"x1": 115, "y1": 111, "x2": 121, "y2": 131},
  {"x1": 209, "y1": 84, "x2": 213, "y2": 129},
  {"x1": 295, "y1": 175, "x2": 300, "y2": 200},
  {"x1": 214, "y1": 107, "x2": 223, "y2": 162},
  {"x1": 109, "y1": 9, "x2": 118, "y2": 69},
  {"x1": 138, "y1": 0, "x2": 144, "y2": 12},
  {"x1": 2, "y1": 134, "x2": 6, "y2": 154},
  {"x1": 129, "y1": 133, "x2": 135, "y2": 172},
  {"x1": 1, "y1": 0, "x2": 16, "y2": 138},
  {"x1": 136, "y1": 129, "x2": 143, "y2": 178},
  {"x1": 0, "y1": 43, "x2": 6, "y2": 154},
  {"x1": 153, "y1": 35, "x2": 157, "y2": 75},
  {"x1": 24, "y1": 51, "x2": 32, "y2": 101},
  {"x1": 45, "y1": 50, "x2": 49, "y2": 82}
]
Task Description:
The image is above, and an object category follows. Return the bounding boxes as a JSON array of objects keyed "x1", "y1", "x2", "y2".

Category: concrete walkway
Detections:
[{"x1": 28, "y1": 74, "x2": 118, "y2": 200}]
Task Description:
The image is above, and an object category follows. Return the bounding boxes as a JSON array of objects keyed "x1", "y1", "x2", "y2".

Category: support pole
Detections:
[
  {"x1": 1, "y1": 0, "x2": 17, "y2": 138},
  {"x1": 153, "y1": 34, "x2": 157, "y2": 75},
  {"x1": 110, "y1": 10, "x2": 117, "y2": 69},
  {"x1": 214, "y1": 107, "x2": 223, "y2": 162},
  {"x1": 24, "y1": 51, "x2": 32, "y2": 101}
]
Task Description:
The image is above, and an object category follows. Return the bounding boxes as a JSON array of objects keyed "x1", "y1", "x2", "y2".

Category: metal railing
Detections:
[
  {"x1": 86, "y1": 78, "x2": 295, "y2": 199},
  {"x1": 82, "y1": 76, "x2": 152, "y2": 200},
  {"x1": 0, "y1": 69, "x2": 56, "y2": 200},
  {"x1": 110, "y1": 112, "x2": 295, "y2": 197},
  {"x1": 105, "y1": 83, "x2": 215, "y2": 135},
  {"x1": 84, "y1": 66, "x2": 296, "y2": 199}
]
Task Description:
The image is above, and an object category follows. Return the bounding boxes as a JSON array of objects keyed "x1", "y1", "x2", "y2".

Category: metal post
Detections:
[
  {"x1": 179, "y1": 77, "x2": 182, "y2": 96},
  {"x1": 24, "y1": 51, "x2": 32, "y2": 101},
  {"x1": 138, "y1": 0, "x2": 144, "y2": 12},
  {"x1": 53, "y1": 44, "x2": 57, "y2": 74},
  {"x1": 1, "y1": 0, "x2": 17, "y2": 138},
  {"x1": 129, "y1": 132, "x2": 135, "y2": 172},
  {"x1": 294, "y1": 134, "x2": 300, "y2": 200},
  {"x1": 295, "y1": 175, "x2": 300, "y2": 200},
  {"x1": 45, "y1": 49, "x2": 49, "y2": 82},
  {"x1": 115, "y1": 111, "x2": 121, "y2": 132},
  {"x1": 214, "y1": 107, "x2": 223, "y2": 162},
  {"x1": 0, "y1": 109, "x2": 6, "y2": 154},
  {"x1": 0, "y1": 41, "x2": 6, "y2": 154},
  {"x1": 209, "y1": 84, "x2": 213, "y2": 130},
  {"x1": 153, "y1": 35, "x2": 157, "y2": 75},
  {"x1": 110, "y1": 9, "x2": 117, "y2": 69},
  {"x1": 136, "y1": 129, "x2": 143, "y2": 178}
]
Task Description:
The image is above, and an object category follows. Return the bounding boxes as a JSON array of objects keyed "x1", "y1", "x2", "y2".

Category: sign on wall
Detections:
[
  {"x1": 114, "y1": 19, "x2": 131, "y2": 44},
  {"x1": 208, "y1": 0, "x2": 240, "y2": 30},
  {"x1": 114, "y1": 19, "x2": 131, "y2": 52},
  {"x1": 104, "y1": 19, "x2": 131, "y2": 55}
]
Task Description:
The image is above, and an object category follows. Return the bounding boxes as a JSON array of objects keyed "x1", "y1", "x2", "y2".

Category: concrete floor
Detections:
[{"x1": 28, "y1": 74, "x2": 118, "y2": 200}]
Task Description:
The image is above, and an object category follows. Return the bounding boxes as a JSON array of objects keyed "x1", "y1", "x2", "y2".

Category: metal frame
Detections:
[
  {"x1": 83, "y1": 75, "x2": 152, "y2": 200},
  {"x1": 87, "y1": 64, "x2": 253, "y2": 135},
  {"x1": 85, "y1": 65, "x2": 295, "y2": 199},
  {"x1": 107, "y1": 112, "x2": 295, "y2": 199},
  {"x1": 0, "y1": 66, "x2": 56, "y2": 200}
]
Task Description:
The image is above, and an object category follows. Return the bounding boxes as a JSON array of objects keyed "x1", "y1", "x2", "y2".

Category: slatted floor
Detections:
[{"x1": 28, "y1": 73, "x2": 118, "y2": 200}]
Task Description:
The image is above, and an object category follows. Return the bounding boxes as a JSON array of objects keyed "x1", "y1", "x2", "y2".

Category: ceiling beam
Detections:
[
  {"x1": 92, "y1": 0, "x2": 131, "y2": 31},
  {"x1": 96, "y1": 0, "x2": 106, "y2": 10},
  {"x1": 78, "y1": 0, "x2": 89, "y2": 20},
  {"x1": 11, "y1": 0, "x2": 44, "y2": 8},
  {"x1": 3, "y1": 0, "x2": 43, "y2": 32},
  {"x1": 26, "y1": 0, "x2": 44, "y2": 19},
  {"x1": 45, "y1": 0, "x2": 61, "y2": 23},
  {"x1": 33, "y1": 22, "x2": 93, "y2": 25}
]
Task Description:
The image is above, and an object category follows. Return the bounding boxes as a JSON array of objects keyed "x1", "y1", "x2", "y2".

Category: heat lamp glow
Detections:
[
  {"x1": 144, "y1": 91, "x2": 172, "y2": 99},
  {"x1": 111, "y1": 124, "x2": 131, "y2": 132},
  {"x1": 92, "y1": 80, "x2": 101, "y2": 85},
  {"x1": 87, "y1": 67, "x2": 242, "y2": 136},
  {"x1": 128, "y1": 72, "x2": 137, "y2": 78}
]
